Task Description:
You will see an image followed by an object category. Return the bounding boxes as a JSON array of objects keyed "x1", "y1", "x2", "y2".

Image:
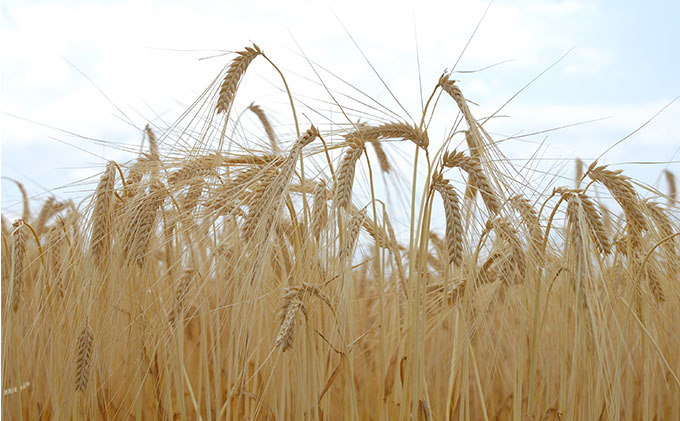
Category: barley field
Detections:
[{"x1": 2, "y1": 43, "x2": 679, "y2": 420}]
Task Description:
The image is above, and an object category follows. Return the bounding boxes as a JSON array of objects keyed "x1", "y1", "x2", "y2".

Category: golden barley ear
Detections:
[
  {"x1": 91, "y1": 162, "x2": 117, "y2": 267},
  {"x1": 249, "y1": 103, "x2": 278, "y2": 154},
  {"x1": 431, "y1": 173, "x2": 463, "y2": 266},
  {"x1": 664, "y1": 169, "x2": 677, "y2": 205},
  {"x1": 75, "y1": 323, "x2": 94, "y2": 392},
  {"x1": 216, "y1": 44, "x2": 263, "y2": 114}
]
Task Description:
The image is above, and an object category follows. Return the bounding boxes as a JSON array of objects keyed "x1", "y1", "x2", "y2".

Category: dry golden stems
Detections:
[
  {"x1": 431, "y1": 173, "x2": 463, "y2": 266},
  {"x1": 311, "y1": 180, "x2": 328, "y2": 241},
  {"x1": 248, "y1": 103, "x2": 278, "y2": 154},
  {"x1": 442, "y1": 149, "x2": 502, "y2": 215},
  {"x1": 588, "y1": 163, "x2": 648, "y2": 240},
  {"x1": 123, "y1": 182, "x2": 166, "y2": 267},
  {"x1": 216, "y1": 44, "x2": 263, "y2": 115},
  {"x1": 664, "y1": 169, "x2": 677, "y2": 204},
  {"x1": 91, "y1": 161, "x2": 116, "y2": 266},
  {"x1": 333, "y1": 144, "x2": 363, "y2": 211},
  {"x1": 345, "y1": 122, "x2": 429, "y2": 149},
  {"x1": 10, "y1": 220, "x2": 27, "y2": 312},
  {"x1": 75, "y1": 323, "x2": 93, "y2": 392}
]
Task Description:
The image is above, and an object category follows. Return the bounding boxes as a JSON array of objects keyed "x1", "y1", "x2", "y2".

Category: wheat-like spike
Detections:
[
  {"x1": 11, "y1": 180, "x2": 31, "y2": 222},
  {"x1": 432, "y1": 174, "x2": 463, "y2": 266},
  {"x1": 334, "y1": 146, "x2": 363, "y2": 211},
  {"x1": 241, "y1": 127, "x2": 318, "y2": 241},
  {"x1": 575, "y1": 158, "x2": 584, "y2": 186},
  {"x1": 33, "y1": 196, "x2": 56, "y2": 235},
  {"x1": 489, "y1": 218, "x2": 526, "y2": 281},
  {"x1": 509, "y1": 195, "x2": 544, "y2": 261},
  {"x1": 564, "y1": 194, "x2": 591, "y2": 308},
  {"x1": 361, "y1": 214, "x2": 393, "y2": 249},
  {"x1": 664, "y1": 169, "x2": 677, "y2": 205},
  {"x1": 339, "y1": 209, "x2": 367, "y2": 263},
  {"x1": 578, "y1": 192, "x2": 612, "y2": 255},
  {"x1": 370, "y1": 141, "x2": 391, "y2": 173},
  {"x1": 170, "y1": 270, "x2": 194, "y2": 326},
  {"x1": 248, "y1": 103, "x2": 278, "y2": 154},
  {"x1": 180, "y1": 178, "x2": 205, "y2": 213},
  {"x1": 124, "y1": 182, "x2": 166, "y2": 267},
  {"x1": 644, "y1": 263, "x2": 666, "y2": 303},
  {"x1": 10, "y1": 220, "x2": 27, "y2": 312},
  {"x1": 442, "y1": 150, "x2": 501, "y2": 214},
  {"x1": 276, "y1": 299, "x2": 303, "y2": 351},
  {"x1": 145, "y1": 125, "x2": 161, "y2": 181},
  {"x1": 311, "y1": 180, "x2": 328, "y2": 241},
  {"x1": 168, "y1": 154, "x2": 220, "y2": 187},
  {"x1": 216, "y1": 44, "x2": 263, "y2": 114},
  {"x1": 346, "y1": 122, "x2": 428, "y2": 149},
  {"x1": 439, "y1": 75, "x2": 484, "y2": 154},
  {"x1": 588, "y1": 164, "x2": 647, "y2": 239},
  {"x1": 91, "y1": 162, "x2": 116, "y2": 266},
  {"x1": 145, "y1": 125, "x2": 159, "y2": 161},
  {"x1": 645, "y1": 200, "x2": 678, "y2": 280},
  {"x1": 75, "y1": 323, "x2": 94, "y2": 392}
]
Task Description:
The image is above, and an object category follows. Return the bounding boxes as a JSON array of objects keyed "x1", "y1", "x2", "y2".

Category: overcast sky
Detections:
[{"x1": 1, "y1": 0, "x2": 679, "y2": 218}]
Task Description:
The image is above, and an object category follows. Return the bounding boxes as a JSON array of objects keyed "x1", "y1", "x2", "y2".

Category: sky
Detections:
[{"x1": 1, "y1": 0, "x2": 679, "y2": 219}]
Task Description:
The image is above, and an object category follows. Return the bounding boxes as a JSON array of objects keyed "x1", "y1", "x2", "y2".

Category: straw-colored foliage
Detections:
[{"x1": 2, "y1": 44, "x2": 679, "y2": 421}]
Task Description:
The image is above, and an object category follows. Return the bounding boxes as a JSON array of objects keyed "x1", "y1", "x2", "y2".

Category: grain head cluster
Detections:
[{"x1": 2, "y1": 43, "x2": 679, "y2": 420}]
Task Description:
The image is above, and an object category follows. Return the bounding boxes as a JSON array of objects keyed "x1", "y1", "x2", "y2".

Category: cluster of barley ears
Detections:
[{"x1": 2, "y1": 43, "x2": 679, "y2": 420}]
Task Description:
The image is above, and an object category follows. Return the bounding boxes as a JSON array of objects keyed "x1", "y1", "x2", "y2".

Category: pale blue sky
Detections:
[{"x1": 2, "y1": 0, "x2": 679, "y2": 217}]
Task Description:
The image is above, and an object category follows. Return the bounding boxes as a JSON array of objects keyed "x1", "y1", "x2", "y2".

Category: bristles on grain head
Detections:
[
  {"x1": 216, "y1": 43, "x2": 263, "y2": 114},
  {"x1": 75, "y1": 323, "x2": 94, "y2": 392},
  {"x1": 91, "y1": 161, "x2": 117, "y2": 265}
]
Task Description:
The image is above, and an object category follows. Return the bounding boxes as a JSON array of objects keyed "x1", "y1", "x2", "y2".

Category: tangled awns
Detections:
[{"x1": 2, "y1": 43, "x2": 679, "y2": 420}]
